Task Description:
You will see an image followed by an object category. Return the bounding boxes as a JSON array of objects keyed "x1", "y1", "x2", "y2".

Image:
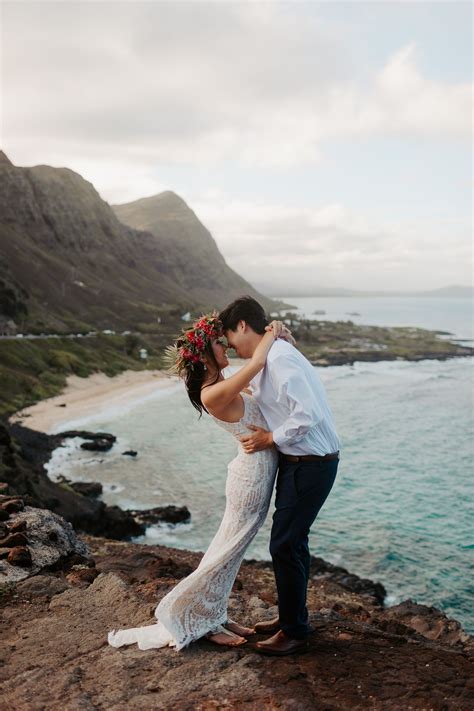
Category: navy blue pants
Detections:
[{"x1": 270, "y1": 455, "x2": 339, "y2": 639}]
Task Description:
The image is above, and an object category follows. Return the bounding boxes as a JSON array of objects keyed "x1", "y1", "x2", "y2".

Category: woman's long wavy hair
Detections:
[{"x1": 185, "y1": 341, "x2": 222, "y2": 416}]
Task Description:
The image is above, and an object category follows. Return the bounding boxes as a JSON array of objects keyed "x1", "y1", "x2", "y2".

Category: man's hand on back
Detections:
[{"x1": 239, "y1": 426, "x2": 274, "y2": 453}]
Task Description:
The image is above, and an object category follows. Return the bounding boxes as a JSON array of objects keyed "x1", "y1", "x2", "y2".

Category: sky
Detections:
[{"x1": 1, "y1": 0, "x2": 472, "y2": 294}]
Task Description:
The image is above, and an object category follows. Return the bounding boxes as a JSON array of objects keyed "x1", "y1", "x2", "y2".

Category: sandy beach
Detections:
[{"x1": 8, "y1": 369, "x2": 178, "y2": 434}]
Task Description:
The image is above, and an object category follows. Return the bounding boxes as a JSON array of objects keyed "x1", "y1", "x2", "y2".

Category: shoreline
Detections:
[
  {"x1": 6, "y1": 359, "x2": 252, "y2": 435},
  {"x1": 8, "y1": 369, "x2": 179, "y2": 434},
  {"x1": 7, "y1": 353, "x2": 473, "y2": 435},
  {"x1": 3, "y1": 358, "x2": 473, "y2": 637}
]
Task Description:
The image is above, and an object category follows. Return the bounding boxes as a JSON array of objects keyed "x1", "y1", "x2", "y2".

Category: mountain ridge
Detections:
[
  {"x1": 112, "y1": 190, "x2": 265, "y2": 308},
  {"x1": 0, "y1": 153, "x2": 274, "y2": 333}
]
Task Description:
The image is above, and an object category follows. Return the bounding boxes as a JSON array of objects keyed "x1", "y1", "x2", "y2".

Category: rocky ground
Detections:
[
  {"x1": 1, "y1": 422, "x2": 189, "y2": 539},
  {"x1": 1, "y1": 422, "x2": 473, "y2": 709},
  {"x1": 1, "y1": 513, "x2": 473, "y2": 710}
]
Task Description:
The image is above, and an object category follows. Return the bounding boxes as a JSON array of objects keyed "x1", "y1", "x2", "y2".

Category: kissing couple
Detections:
[{"x1": 109, "y1": 296, "x2": 340, "y2": 656}]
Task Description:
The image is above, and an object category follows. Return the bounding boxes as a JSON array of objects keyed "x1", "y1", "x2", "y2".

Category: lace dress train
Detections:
[{"x1": 108, "y1": 392, "x2": 278, "y2": 651}]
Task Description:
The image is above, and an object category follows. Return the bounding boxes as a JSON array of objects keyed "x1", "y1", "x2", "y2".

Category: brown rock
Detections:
[
  {"x1": 0, "y1": 535, "x2": 472, "y2": 710},
  {"x1": 66, "y1": 567, "x2": 99, "y2": 587},
  {"x1": 0, "y1": 494, "x2": 15, "y2": 502},
  {"x1": 16, "y1": 574, "x2": 70, "y2": 598},
  {"x1": 384, "y1": 600, "x2": 471, "y2": 646},
  {"x1": 70, "y1": 481, "x2": 103, "y2": 498},
  {"x1": 128, "y1": 504, "x2": 191, "y2": 525},
  {"x1": 1, "y1": 536, "x2": 473, "y2": 711},
  {"x1": 1, "y1": 498, "x2": 25, "y2": 513},
  {"x1": 0, "y1": 532, "x2": 28, "y2": 547},
  {"x1": 337, "y1": 632, "x2": 353, "y2": 641},
  {"x1": 7, "y1": 546, "x2": 32, "y2": 567},
  {"x1": 7, "y1": 519, "x2": 27, "y2": 534},
  {"x1": 0, "y1": 508, "x2": 10, "y2": 521}
]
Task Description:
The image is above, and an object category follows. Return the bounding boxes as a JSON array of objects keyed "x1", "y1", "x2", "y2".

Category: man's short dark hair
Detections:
[{"x1": 219, "y1": 296, "x2": 269, "y2": 334}]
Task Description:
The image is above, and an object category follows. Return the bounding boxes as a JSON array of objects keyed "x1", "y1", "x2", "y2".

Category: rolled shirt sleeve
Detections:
[{"x1": 269, "y1": 355, "x2": 324, "y2": 450}]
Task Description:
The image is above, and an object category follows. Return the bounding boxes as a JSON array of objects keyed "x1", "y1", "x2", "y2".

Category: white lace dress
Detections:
[{"x1": 108, "y1": 391, "x2": 278, "y2": 651}]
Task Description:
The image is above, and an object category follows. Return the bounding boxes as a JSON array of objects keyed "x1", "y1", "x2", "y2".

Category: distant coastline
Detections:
[{"x1": 262, "y1": 285, "x2": 474, "y2": 299}]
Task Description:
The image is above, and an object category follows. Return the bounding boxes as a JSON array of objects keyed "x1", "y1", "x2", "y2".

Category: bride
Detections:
[{"x1": 108, "y1": 313, "x2": 290, "y2": 651}]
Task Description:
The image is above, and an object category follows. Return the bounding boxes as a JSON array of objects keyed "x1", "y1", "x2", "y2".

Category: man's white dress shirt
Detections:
[{"x1": 250, "y1": 339, "x2": 340, "y2": 456}]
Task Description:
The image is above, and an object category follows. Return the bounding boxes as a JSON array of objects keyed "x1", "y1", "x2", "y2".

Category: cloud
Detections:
[
  {"x1": 3, "y1": 3, "x2": 471, "y2": 174},
  {"x1": 190, "y1": 192, "x2": 472, "y2": 292},
  {"x1": 2, "y1": 2, "x2": 470, "y2": 292}
]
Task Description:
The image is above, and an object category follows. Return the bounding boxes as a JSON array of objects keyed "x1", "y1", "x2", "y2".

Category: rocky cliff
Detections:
[
  {"x1": 0, "y1": 528, "x2": 472, "y2": 710},
  {"x1": 0, "y1": 419, "x2": 472, "y2": 708},
  {"x1": 0, "y1": 152, "x2": 273, "y2": 333},
  {"x1": 113, "y1": 191, "x2": 267, "y2": 308},
  {"x1": 0, "y1": 422, "x2": 144, "y2": 539}
]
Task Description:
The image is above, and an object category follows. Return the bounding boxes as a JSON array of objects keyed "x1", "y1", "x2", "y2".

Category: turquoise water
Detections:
[{"x1": 46, "y1": 297, "x2": 474, "y2": 633}]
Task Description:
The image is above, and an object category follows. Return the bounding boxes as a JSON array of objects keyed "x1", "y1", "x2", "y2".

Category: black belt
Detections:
[{"x1": 279, "y1": 451, "x2": 339, "y2": 463}]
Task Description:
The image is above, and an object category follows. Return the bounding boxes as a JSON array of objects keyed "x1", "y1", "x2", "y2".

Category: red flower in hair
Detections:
[{"x1": 167, "y1": 312, "x2": 224, "y2": 376}]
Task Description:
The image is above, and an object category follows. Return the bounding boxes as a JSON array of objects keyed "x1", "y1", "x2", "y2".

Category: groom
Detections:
[{"x1": 219, "y1": 296, "x2": 340, "y2": 656}]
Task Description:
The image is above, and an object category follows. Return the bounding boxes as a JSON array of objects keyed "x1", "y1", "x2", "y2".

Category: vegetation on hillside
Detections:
[{"x1": 1, "y1": 316, "x2": 471, "y2": 419}]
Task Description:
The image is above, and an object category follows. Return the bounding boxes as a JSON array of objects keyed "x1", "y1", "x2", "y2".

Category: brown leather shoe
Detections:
[
  {"x1": 254, "y1": 630, "x2": 309, "y2": 656},
  {"x1": 254, "y1": 617, "x2": 280, "y2": 635}
]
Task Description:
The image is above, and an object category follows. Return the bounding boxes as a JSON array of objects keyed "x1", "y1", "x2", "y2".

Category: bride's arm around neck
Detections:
[{"x1": 201, "y1": 331, "x2": 276, "y2": 413}]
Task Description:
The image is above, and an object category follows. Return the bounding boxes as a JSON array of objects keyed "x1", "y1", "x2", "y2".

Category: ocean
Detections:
[
  {"x1": 45, "y1": 296, "x2": 474, "y2": 633},
  {"x1": 275, "y1": 295, "x2": 473, "y2": 343}
]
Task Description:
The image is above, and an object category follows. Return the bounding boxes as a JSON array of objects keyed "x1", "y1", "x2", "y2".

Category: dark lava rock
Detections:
[
  {"x1": 59, "y1": 430, "x2": 116, "y2": 444},
  {"x1": 310, "y1": 555, "x2": 386, "y2": 605},
  {"x1": 101, "y1": 506, "x2": 144, "y2": 539},
  {"x1": 80, "y1": 439, "x2": 113, "y2": 452},
  {"x1": 1, "y1": 498, "x2": 25, "y2": 513},
  {"x1": 128, "y1": 505, "x2": 191, "y2": 526},
  {"x1": 7, "y1": 545, "x2": 32, "y2": 567},
  {"x1": 0, "y1": 531, "x2": 28, "y2": 547},
  {"x1": 122, "y1": 450, "x2": 137, "y2": 457},
  {"x1": 2, "y1": 423, "x2": 144, "y2": 541},
  {"x1": 7, "y1": 519, "x2": 27, "y2": 533},
  {"x1": 70, "y1": 481, "x2": 103, "y2": 498}
]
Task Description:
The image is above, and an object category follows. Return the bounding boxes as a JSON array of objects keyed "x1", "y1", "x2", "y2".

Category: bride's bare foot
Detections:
[
  {"x1": 207, "y1": 631, "x2": 247, "y2": 647},
  {"x1": 224, "y1": 620, "x2": 255, "y2": 637}
]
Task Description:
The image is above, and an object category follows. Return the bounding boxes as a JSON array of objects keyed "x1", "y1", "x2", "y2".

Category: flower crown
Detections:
[{"x1": 164, "y1": 311, "x2": 227, "y2": 377}]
